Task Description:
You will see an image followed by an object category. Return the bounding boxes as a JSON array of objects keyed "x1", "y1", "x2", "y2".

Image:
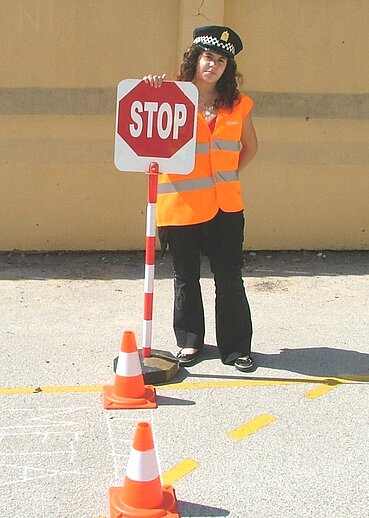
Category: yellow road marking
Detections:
[
  {"x1": 162, "y1": 459, "x2": 199, "y2": 485},
  {"x1": 0, "y1": 375, "x2": 368, "y2": 396},
  {"x1": 304, "y1": 382, "x2": 341, "y2": 399},
  {"x1": 229, "y1": 414, "x2": 276, "y2": 440},
  {"x1": 1, "y1": 380, "x2": 296, "y2": 395},
  {"x1": 0, "y1": 385, "x2": 103, "y2": 395},
  {"x1": 164, "y1": 379, "x2": 302, "y2": 389},
  {"x1": 162, "y1": 375, "x2": 369, "y2": 390}
]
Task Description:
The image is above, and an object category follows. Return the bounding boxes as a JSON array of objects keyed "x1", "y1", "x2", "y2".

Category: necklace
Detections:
[
  {"x1": 199, "y1": 96, "x2": 217, "y2": 120},
  {"x1": 203, "y1": 104, "x2": 215, "y2": 119}
]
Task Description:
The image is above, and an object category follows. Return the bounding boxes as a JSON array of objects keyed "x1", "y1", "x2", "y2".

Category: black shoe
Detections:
[
  {"x1": 176, "y1": 348, "x2": 200, "y2": 366},
  {"x1": 234, "y1": 356, "x2": 255, "y2": 372}
]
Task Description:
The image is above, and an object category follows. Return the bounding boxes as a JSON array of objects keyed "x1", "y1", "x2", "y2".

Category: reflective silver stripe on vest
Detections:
[
  {"x1": 196, "y1": 142, "x2": 210, "y2": 154},
  {"x1": 158, "y1": 176, "x2": 215, "y2": 194},
  {"x1": 214, "y1": 170, "x2": 239, "y2": 182},
  {"x1": 212, "y1": 139, "x2": 241, "y2": 151}
]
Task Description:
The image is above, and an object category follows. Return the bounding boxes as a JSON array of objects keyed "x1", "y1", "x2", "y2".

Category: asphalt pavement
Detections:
[{"x1": 1, "y1": 250, "x2": 369, "y2": 518}]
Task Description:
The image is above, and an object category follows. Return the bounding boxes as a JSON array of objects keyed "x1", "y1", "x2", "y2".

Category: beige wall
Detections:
[
  {"x1": 1, "y1": 0, "x2": 368, "y2": 251},
  {"x1": 2, "y1": 0, "x2": 180, "y2": 87},
  {"x1": 227, "y1": 0, "x2": 369, "y2": 94}
]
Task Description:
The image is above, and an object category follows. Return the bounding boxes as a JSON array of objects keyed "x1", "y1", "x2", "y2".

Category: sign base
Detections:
[
  {"x1": 113, "y1": 350, "x2": 180, "y2": 385},
  {"x1": 140, "y1": 350, "x2": 180, "y2": 385}
]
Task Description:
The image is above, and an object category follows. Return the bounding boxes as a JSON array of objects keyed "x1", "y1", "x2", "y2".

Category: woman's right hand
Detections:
[{"x1": 142, "y1": 74, "x2": 166, "y2": 88}]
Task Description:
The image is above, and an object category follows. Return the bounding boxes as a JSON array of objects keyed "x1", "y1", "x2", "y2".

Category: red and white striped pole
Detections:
[{"x1": 142, "y1": 162, "x2": 159, "y2": 358}]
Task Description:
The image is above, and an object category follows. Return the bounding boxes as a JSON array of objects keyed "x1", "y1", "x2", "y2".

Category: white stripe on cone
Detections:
[
  {"x1": 144, "y1": 264, "x2": 155, "y2": 293},
  {"x1": 116, "y1": 351, "x2": 142, "y2": 377},
  {"x1": 125, "y1": 448, "x2": 159, "y2": 482},
  {"x1": 146, "y1": 203, "x2": 156, "y2": 237}
]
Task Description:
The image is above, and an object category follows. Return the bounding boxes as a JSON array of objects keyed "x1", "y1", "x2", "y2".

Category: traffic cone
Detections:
[
  {"x1": 103, "y1": 331, "x2": 157, "y2": 409},
  {"x1": 109, "y1": 421, "x2": 179, "y2": 518}
]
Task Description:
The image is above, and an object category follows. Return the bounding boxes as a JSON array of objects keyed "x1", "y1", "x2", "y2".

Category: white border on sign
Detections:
[{"x1": 114, "y1": 79, "x2": 198, "y2": 174}]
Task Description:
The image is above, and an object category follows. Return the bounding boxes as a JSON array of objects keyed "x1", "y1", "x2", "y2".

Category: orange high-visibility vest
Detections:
[{"x1": 157, "y1": 94, "x2": 253, "y2": 227}]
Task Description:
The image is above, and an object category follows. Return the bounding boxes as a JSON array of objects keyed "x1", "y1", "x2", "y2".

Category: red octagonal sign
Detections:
[{"x1": 115, "y1": 79, "x2": 198, "y2": 174}]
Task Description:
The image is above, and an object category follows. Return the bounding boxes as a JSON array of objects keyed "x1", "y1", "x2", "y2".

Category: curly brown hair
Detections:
[{"x1": 176, "y1": 45, "x2": 243, "y2": 110}]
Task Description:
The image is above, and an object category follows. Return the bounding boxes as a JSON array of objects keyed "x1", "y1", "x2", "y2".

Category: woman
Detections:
[{"x1": 144, "y1": 25, "x2": 258, "y2": 372}]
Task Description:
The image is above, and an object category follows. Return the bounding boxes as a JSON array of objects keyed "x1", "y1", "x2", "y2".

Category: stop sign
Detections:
[{"x1": 114, "y1": 79, "x2": 198, "y2": 174}]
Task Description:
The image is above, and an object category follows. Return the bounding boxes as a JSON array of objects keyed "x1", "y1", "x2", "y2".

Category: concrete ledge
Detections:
[
  {"x1": 1, "y1": 88, "x2": 369, "y2": 119},
  {"x1": 249, "y1": 91, "x2": 369, "y2": 120},
  {"x1": 0, "y1": 87, "x2": 115, "y2": 115}
]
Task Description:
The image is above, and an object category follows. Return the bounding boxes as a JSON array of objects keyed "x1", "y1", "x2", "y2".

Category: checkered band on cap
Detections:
[{"x1": 193, "y1": 35, "x2": 236, "y2": 56}]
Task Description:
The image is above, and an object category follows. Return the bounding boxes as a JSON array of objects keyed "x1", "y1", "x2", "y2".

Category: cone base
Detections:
[
  {"x1": 103, "y1": 385, "x2": 157, "y2": 410},
  {"x1": 109, "y1": 485, "x2": 179, "y2": 518}
]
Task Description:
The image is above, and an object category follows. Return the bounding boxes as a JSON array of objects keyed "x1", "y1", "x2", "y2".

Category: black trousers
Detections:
[{"x1": 160, "y1": 210, "x2": 253, "y2": 365}]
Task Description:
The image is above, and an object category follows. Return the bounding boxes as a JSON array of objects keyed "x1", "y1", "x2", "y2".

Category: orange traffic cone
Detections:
[
  {"x1": 103, "y1": 331, "x2": 157, "y2": 409},
  {"x1": 109, "y1": 421, "x2": 179, "y2": 518}
]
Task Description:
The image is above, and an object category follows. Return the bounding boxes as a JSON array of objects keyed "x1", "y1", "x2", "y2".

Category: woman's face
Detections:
[{"x1": 195, "y1": 50, "x2": 228, "y2": 85}]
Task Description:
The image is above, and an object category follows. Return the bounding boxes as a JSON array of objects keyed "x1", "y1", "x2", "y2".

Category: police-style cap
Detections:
[{"x1": 193, "y1": 25, "x2": 243, "y2": 59}]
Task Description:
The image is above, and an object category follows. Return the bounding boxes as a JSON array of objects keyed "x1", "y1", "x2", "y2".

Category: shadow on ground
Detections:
[
  {"x1": 171, "y1": 345, "x2": 369, "y2": 383},
  {"x1": 253, "y1": 346, "x2": 369, "y2": 378},
  {"x1": 178, "y1": 500, "x2": 230, "y2": 517},
  {"x1": 1, "y1": 250, "x2": 369, "y2": 280}
]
